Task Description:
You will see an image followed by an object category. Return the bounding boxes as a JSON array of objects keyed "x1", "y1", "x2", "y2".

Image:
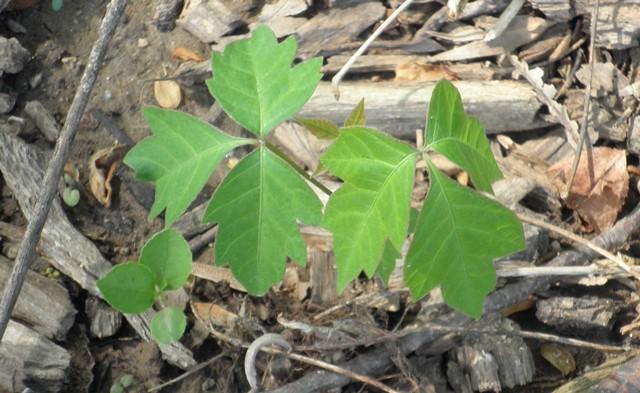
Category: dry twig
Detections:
[
  {"x1": 331, "y1": 0, "x2": 417, "y2": 99},
  {"x1": 516, "y1": 212, "x2": 640, "y2": 283},
  {"x1": 0, "y1": 0, "x2": 128, "y2": 340},
  {"x1": 564, "y1": 0, "x2": 600, "y2": 197},
  {"x1": 484, "y1": 0, "x2": 526, "y2": 42}
]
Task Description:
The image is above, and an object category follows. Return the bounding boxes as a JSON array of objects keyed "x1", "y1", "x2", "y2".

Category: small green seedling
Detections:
[
  {"x1": 99, "y1": 25, "x2": 525, "y2": 344},
  {"x1": 52, "y1": 0, "x2": 63, "y2": 11},
  {"x1": 110, "y1": 374, "x2": 135, "y2": 393},
  {"x1": 97, "y1": 228, "x2": 191, "y2": 343},
  {"x1": 61, "y1": 174, "x2": 80, "y2": 207}
]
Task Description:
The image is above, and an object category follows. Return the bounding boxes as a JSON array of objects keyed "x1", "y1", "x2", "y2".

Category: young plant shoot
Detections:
[{"x1": 98, "y1": 25, "x2": 525, "y2": 343}]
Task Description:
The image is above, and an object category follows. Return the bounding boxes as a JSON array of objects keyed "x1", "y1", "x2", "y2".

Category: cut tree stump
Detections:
[
  {"x1": 298, "y1": 81, "x2": 545, "y2": 138},
  {"x1": 0, "y1": 255, "x2": 76, "y2": 340},
  {"x1": 0, "y1": 320, "x2": 70, "y2": 393}
]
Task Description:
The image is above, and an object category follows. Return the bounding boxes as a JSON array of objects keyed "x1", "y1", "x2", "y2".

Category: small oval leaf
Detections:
[
  {"x1": 139, "y1": 228, "x2": 192, "y2": 290},
  {"x1": 294, "y1": 116, "x2": 340, "y2": 140},
  {"x1": 97, "y1": 263, "x2": 157, "y2": 314},
  {"x1": 151, "y1": 307, "x2": 187, "y2": 344}
]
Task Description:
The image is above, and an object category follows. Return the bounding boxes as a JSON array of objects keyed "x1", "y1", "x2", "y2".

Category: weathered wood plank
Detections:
[
  {"x1": 298, "y1": 81, "x2": 545, "y2": 138},
  {"x1": 0, "y1": 133, "x2": 196, "y2": 369},
  {"x1": 0, "y1": 255, "x2": 76, "y2": 340},
  {"x1": 0, "y1": 320, "x2": 70, "y2": 392}
]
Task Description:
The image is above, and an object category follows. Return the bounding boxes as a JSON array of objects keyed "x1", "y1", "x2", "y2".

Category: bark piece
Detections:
[
  {"x1": 298, "y1": 81, "x2": 544, "y2": 138},
  {"x1": 447, "y1": 314, "x2": 535, "y2": 391},
  {"x1": 309, "y1": 249, "x2": 337, "y2": 305},
  {"x1": 536, "y1": 296, "x2": 616, "y2": 335},
  {"x1": 85, "y1": 296, "x2": 122, "y2": 338},
  {"x1": 0, "y1": 36, "x2": 30, "y2": 75},
  {"x1": 295, "y1": 0, "x2": 386, "y2": 58},
  {"x1": 554, "y1": 352, "x2": 640, "y2": 393},
  {"x1": 428, "y1": 16, "x2": 553, "y2": 62},
  {"x1": 0, "y1": 255, "x2": 76, "y2": 340},
  {"x1": 0, "y1": 320, "x2": 70, "y2": 393},
  {"x1": 154, "y1": 0, "x2": 183, "y2": 32},
  {"x1": 0, "y1": 92, "x2": 15, "y2": 114},
  {"x1": 177, "y1": 0, "x2": 241, "y2": 43},
  {"x1": 629, "y1": 116, "x2": 640, "y2": 156},
  {"x1": 0, "y1": 133, "x2": 196, "y2": 369},
  {"x1": 25, "y1": 100, "x2": 60, "y2": 142}
]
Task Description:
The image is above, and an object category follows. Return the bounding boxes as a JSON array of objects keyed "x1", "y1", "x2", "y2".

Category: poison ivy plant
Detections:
[
  {"x1": 102, "y1": 25, "x2": 525, "y2": 345},
  {"x1": 321, "y1": 127, "x2": 416, "y2": 290},
  {"x1": 98, "y1": 228, "x2": 192, "y2": 343}
]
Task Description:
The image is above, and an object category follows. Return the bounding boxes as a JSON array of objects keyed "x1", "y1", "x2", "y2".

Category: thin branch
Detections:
[
  {"x1": 516, "y1": 212, "x2": 640, "y2": 283},
  {"x1": 484, "y1": 0, "x2": 526, "y2": 42},
  {"x1": 495, "y1": 262, "x2": 640, "y2": 278},
  {"x1": 331, "y1": 0, "x2": 417, "y2": 100},
  {"x1": 564, "y1": 0, "x2": 600, "y2": 197},
  {"x1": 0, "y1": 0, "x2": 128, "y2": 341}
]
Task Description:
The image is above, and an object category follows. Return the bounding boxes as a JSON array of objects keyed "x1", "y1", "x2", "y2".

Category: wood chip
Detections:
[
  {"x1": 177, "y1": 0, "x2": 241, "y2": 43},
  {"x1": 154, "y1": 80, "x2": 182, "y2": 109}
]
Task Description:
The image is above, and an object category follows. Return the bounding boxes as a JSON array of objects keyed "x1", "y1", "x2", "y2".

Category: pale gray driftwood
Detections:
[
  {"x1": 0, "y1": 320, "x2": 70, "y2": 393},
  {"x1": 0, "y1": 255, "x2": 76, "y2": 340},
  {"x1": 85, "y1": 296, "x2": 122, "y2": 338},
  {"x1": 0, "y1": 133, "x2": 196, "y2": 369},
  {"x1": 298, "y1": 81, "x2": 545, "y2": 137},
  {"x1": 536, "y1": 296, "x2": 616, "y2": 335}
]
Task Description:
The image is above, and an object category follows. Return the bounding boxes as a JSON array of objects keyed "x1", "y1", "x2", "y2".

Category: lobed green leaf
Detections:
[
  {"x1": 321, "y1": 127, "x2": 416, "y2": 291},
  {"x1": 426, "y1": 80, "x2": 501, "y2": 193},
  {"x1": 404, "y1": 162, "x2": 525, "y2": 317},
  {"x1": 139, "y1": 228, "x2": 192, "y2": 291},
  {"x1": 344, "y1": 98, "x2": 366, "y2": 127},
  {"x1": 124, "y1": 107, "x2": 252, "y2": 225},
  {"x1": 294, "y1": 116, "x2": 340, "y2": 140},
  {"x1": 207, "y1": 25, "x2": 322, "y2": 137},
  {"x1": 204, "y1": 147, "x2": 322, "y2": 295},
  {"x1": 97, "y1": 262, "x2": 157, "y2": 314}
]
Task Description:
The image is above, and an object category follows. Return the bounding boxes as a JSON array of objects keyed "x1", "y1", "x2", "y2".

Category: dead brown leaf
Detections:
[
  {"x1": 154, "y1": 80, "x2": 182, "y2": 109},
  {"x1": 89, "y1": 145, "x2": 126, "y2": 208},
  {"x1": 191, "y1": 302, "x2": 238, "y2": 328},
  {"x1": 7, "y1": 0, "x2": 40, "y2": 10},
  {"x1": 171, "y1": 47, "x2": 206, "y2": 62},
  {"x1": 395, "y1": 61, "x2": 458, "y2": 82},
  {"x1": 547, "y1": 147, "x2": 629, "y2": 232}
]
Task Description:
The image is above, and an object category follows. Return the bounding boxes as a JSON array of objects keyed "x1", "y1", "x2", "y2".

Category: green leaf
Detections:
[
  {"x1": 207, "y1": 25, "x2": 322, "y2": 137},
  {"x1": 110, "y1": 384, "x2": 124, "y2": 393},
  {"x1": 52, "y1": 0, "x2": 63, "y2": 11},
  {"x1": 376, "y1": 240, "x2": 399, "y2": 285},
  {"x1": 151, "y1": 307, "x2": 187, "y2": 344},
  {"x1": 139, "y1": 229, "x2": 192, "y2": 291},
  {"x1": 203, "y1": 147, "x2": 322, "y2": 295},
  {"x1": 62, "y1": 187, "x2": 80, "y2": 207},
  {"x1": 321, "y1": 127, "x2": 416, "y2": 291},
  {"x1": 344, "y1": 98, "x2": 366, "y2": 127},
  {"x1": 119, "y1": 375, "x2": 134, "y2": 388},
  {"x1": 124, "y1": 107, "x2": 252, "y2": 225},
  {"x1": 404, "y1": 162, "x2": 525, "y2": 317},
  {"x1": 294, "y1": 116, "x2": 340, "y2": 140},
  {"x1": 426, "y1": 79, "x2": 501, "y2": 193},
  {"x1": 97, "y1": 263, "x2": 157, "y2": 314}
]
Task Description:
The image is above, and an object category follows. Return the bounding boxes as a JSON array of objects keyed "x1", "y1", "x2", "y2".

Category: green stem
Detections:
[{"x1": 265, "y1": 142, "x2": 333, "y2": 196}]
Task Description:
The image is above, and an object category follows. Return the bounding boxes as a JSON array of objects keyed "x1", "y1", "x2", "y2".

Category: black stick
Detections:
[{"x1": 0, "y1": 0, "x2": 128, "y2": 340}]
